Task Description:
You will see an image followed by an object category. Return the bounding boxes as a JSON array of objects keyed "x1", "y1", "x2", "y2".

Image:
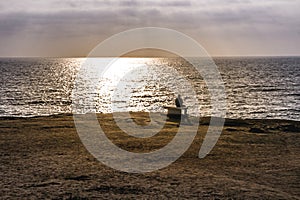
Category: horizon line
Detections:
[{"x1": 1, "y1": 54, "x2": 300, "y2": 59}]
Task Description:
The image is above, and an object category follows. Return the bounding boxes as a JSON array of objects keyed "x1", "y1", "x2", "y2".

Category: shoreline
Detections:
[
  {"x1": 1, "y1": 112, "x2": 299, "y2": 199},
  {"x1": 0, "y1": 112, "x2": 299, "y2": 123}
]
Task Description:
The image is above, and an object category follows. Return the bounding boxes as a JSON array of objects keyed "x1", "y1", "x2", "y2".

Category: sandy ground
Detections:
[{"x1": 0, "y1": 112, "x2": 299, "y2": 199}]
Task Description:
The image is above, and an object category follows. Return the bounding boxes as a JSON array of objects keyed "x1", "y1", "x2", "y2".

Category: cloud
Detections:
[{"x1": 0, "y1": 0, "x2": 299, "y2": 56}]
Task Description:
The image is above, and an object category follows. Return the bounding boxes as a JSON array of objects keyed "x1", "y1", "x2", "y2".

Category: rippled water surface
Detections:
[{"x1": 0, "y1": 57, "x2": 299, "y2": 120}]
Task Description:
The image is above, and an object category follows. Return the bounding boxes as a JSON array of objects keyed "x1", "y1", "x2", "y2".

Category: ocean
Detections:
[{"x1": 0, "y1": 57, "x2": 299, "y2": 121}]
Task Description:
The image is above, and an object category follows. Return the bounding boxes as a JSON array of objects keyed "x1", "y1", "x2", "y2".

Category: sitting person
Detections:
[
  {"x1": 174, "y1": 94, "x2": 190, "y2": 124},
  {"x1": 175, "y1": 94, "x2": 183, "y2": 107}
]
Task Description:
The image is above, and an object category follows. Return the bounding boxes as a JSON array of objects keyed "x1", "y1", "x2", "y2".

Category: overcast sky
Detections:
[{"x1": 0, "y1": 0, "x2": 299, "y2": 57}]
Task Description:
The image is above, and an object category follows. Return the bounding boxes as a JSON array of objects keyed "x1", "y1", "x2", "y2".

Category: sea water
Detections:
[{"x1": 0, "y1": 57, "x2": 299, "y2": 120}]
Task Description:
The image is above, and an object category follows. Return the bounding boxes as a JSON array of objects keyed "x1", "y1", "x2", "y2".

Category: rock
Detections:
[
  {"x1": 226, "y1": 128, "x2": 238, "y2": 132},
  {"x1": 279, "y1": 124, "x2": 299, "y2": 132},
  {"x1": 249, "y1": 127, "x2": 265, "y2": 133}
]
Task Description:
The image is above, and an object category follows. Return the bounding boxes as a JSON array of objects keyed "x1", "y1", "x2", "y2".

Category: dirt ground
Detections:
[{"x1": 0, "y1": 113, "x2": 299, "y2": 199}]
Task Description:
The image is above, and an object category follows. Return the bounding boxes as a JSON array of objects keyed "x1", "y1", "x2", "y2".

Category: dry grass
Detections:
[{"x1": 0, "y1": 113, "x2": 299, "y2": 199}]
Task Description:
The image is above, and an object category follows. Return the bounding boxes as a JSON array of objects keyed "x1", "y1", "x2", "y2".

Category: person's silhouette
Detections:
[
  {"x1": 175, "y1": 94, "x2": 183, "y2": 107},
  {"x1": 175, "y1": 94, "x2": 191, "y2": 125}
]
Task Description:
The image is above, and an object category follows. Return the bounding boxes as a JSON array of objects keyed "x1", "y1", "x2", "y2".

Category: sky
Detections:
[{"x1": 0, "y1": 0, "x2": 299, "y2": 57}]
